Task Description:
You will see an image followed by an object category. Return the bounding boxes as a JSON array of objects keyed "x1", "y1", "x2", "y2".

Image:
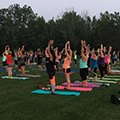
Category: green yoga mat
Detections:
[
  {"x1": 2, "y1": 76, "x2": 29, "y2": 79},
  {"x1": 89, "y1": 77, "x2": 120, "y2": 81},
  {"x1": 106, "y1": 76, "x2": 120, "y2": 78},
  {"x1": 31, "y1": 90, "x2": 80, "y2": 96},
  {"x1": 74, "y1": 81, "x2": 103, "y2": 85},
  {"x1": 88, "y1": 79, "x2": 117, "y2": 84}
]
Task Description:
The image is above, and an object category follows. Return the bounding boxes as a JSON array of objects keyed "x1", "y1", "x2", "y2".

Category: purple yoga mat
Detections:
[{"x1": 62, "y1": 83, "x2": 100, "y2": 87}]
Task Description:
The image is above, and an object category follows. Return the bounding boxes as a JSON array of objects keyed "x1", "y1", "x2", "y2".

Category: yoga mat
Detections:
[
  {"x1": 0, "y1": 67, "x2": 6, "y2": 69},
  {"x1": 89, "y1": 77, "x2": 120, "y2": 81},
  {"x1": 111, "y1": 70, "x2": 120, "y2": 73},
  {"x1": 31, "y1": 89, "x2": 80, "y2": 96},
  {"x1": 62, "y1": 82, "x2": 100, "y2": 87},
  {"x1": 1, "y1": 70, "x2": 20, "y2": 73},
  {"x1": 88, "y1": 79, "x2": 117, "y2": 84},
  {"x1": 106, "y1": 76, "x2": 120, "y2": 78},
  {"x1": 109, "y1": 72, "x2": 120, "y2": 75},
  {"x1": 74, "y1": 81, "x2": 103, "y2": 85},
  {"x1": 17, "y1": 74, "x2": 41, "y2": 77},
  {"x1": 70, "y1": 70, "x2": 92, "y2": 73},
  {"x1": 55, "y1": 85, "x2": 92, "y2": 91},
  {"x1": 44, "y1": 72, "x2": 74, "y2": 75},
  {"x1": 2, "y1": 76, "x2": 29, "y2": 79}
]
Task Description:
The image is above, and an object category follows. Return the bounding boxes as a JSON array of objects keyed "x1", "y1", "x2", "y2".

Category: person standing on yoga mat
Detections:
[
  {"x1": 104, "y1": 47, "x2": 108, "y2": 77},
  {"x1": 91, "y1": 51, "x2": 98, "y2": 81},
  {"x1": 62, "y1": 41, "x2": 72, "y2": 89},
  {"x1": 108, "y1": 46, "x2": 112, "y2": 73},
  {"x1": 18, "y1": 45, "x2": 26, "y2": 76},
  {"x1": 4, "y1": 45, "x2": 13, "y2": 78},
  {"x1": 45, "y1": 40, "x2": 56, "y2": 93},
  {"x1": 74, "y1": 50, "x2": 77, "y2": 67},
  {"x1": 97, "y1": 44, "x2": 105, "y2": 79},
  {"x1": 79, "y1": 40, "x2": 89, "y2": 86}
]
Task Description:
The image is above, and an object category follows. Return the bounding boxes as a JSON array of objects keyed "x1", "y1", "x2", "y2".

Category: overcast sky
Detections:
[{"x1": 1, "y1": 0, "x2": 120, "y2": 21}]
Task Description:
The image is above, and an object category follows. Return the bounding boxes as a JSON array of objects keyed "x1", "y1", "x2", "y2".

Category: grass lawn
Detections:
[{"x1": 0, "y1": 61, "x2": 120, "y2": 120}]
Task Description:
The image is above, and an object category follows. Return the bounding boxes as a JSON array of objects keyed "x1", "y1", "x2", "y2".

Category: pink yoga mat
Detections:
[
  {"x1": 62, "y1": 83, "x2": 100, "y2": 88},
  {"x1": 55, "y1": 85, "x2": 92, "y2": 91}
]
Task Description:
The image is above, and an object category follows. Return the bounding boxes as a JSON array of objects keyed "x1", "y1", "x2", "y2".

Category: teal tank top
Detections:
[{"x1": 79, "y1": 58, "x2": 88, "y2": 68}]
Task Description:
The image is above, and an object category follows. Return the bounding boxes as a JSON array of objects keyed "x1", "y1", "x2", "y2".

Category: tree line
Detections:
[{"x1": 0, "y1": 4, "x2": 120, "y2": 55}]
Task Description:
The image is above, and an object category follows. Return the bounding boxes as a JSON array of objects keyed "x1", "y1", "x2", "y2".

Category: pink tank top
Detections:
[{"x1": 105, "y1": 55, "x2": 108, "y2": 63}]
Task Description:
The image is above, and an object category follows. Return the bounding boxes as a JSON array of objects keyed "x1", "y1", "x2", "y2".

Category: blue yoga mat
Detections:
[
  {"x1": 2, "y1": 76, "x2": 29, "y2": 79},
  {"x1": 0, "y1": 67, "x2": 6, "y2": 69},
  {"x1": 1, "y1": 70, "x2": 20, "y2": 73},
  {"x1": 71, "y1": 70, "x2": 92, "y2": 73},
  {"x1": 31, "y1": 90, "x2": 80, "y2": 96},
  {"x1": 44, "y1": 72, "x2": 64, "y2": 75}
]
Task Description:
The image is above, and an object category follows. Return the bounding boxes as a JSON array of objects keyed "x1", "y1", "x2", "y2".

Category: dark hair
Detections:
[
  {"x1": 94, "y1": 52, "x2": 98, "y2": 56},
  {"x1": 22, "y1": 50, "x2": 25, "y2": 55},
  {"x1": 50, "y1": 48, "x2": 56, "y2": 62}
]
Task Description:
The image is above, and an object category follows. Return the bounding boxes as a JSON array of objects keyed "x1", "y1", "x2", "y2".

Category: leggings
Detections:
[
  {"x1": 104, "y1": 63, "x2": 108, "y2": 74},
  {"x1": 98, "y1": 65, "x2": 104, "y2": 78}
]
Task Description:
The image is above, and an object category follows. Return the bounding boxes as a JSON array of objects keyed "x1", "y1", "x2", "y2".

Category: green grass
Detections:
[{"x1": 0, "y1": 61, "x2": 120, "y2": 120}]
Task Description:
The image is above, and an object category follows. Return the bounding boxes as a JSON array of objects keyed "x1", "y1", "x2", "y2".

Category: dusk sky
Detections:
[{"x1": 1, "y1": 0, "x2": 120, "y2": 21}]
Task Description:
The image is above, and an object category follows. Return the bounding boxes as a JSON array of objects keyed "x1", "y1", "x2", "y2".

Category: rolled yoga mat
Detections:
[
  {"x1": 2, "y1": 76, "x2": 29, "y2": 79},
  {"x1": 55, "y1": 85, "x2": 92, "y2": 91},
  {"x1": 31, "y1": 89, "x2": 80, "y2": 96},
  {"x1": 62, "y1": 82, "x2": 100, "y2": 87},
  {"x1": 17, "y1": 74, "x2": 41, "y2": 77}
]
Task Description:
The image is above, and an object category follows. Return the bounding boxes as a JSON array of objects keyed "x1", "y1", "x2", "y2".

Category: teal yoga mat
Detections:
[
  {"x1": 2, "y1": 76, "x2": 29, "y2": 79},
  {"x1": 31, "y1": 90, "x2": 80, "y2": 96}
]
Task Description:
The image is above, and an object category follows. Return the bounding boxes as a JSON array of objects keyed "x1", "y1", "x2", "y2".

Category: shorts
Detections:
[
  {"x1": 30, "y1": 60, "x2": 33, "y2": 63},
  {"x1": 108, "y1": 62, "x2": 111, "y2": 65},
  {"x1": 15, "y1": 60, "x2": 18, "y2": 65},
  {"x1": 21, "y1": 63, "x2": 25, "y2": 66},
  {"x1": 38, "y1": 61, "x2": 42, "y2": 65},
  {"x1": 3, "y1": 61, "x2": 6, "y2": 66},
  {"x1": 7, "y1": 64, "x2": 13, "y2": 67},
  {"x1": 79, "y1": 68, "x2": 88, "y2": 81},
  {"x1": 63, "y1": 68, "x2": 71, "y2": 73}
]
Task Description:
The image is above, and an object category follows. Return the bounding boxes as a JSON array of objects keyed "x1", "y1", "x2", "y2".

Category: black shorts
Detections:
[
  {"x1": 63, "y1": 68, "x2": 71, "y2": 73},
  {"x1": 30, "y1": 60, "x2": 33, "y2": 63},
  {"x1": 48, "y1": 71, "x2": 55, "y2": 79},
  {"x1": 3, "y1": 61, "x2": 6, "y2": 66},
  {"x1": 79, "y1": 68, "x2": 88, "y2": 81},
  {"x1": 21, "y1": 63, "x2": 25, "y2": 66},
  {"x1": 38, "y1": 61, "x2": 42, "y2": 65},
  {"x1": 15, "y1": 60, "x2": 18, "y2": 65}
]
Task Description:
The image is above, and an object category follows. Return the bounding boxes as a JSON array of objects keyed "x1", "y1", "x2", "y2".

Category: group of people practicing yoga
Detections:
[{"x1": 2, "y1": 40, "x2": 119, "y2": 94}]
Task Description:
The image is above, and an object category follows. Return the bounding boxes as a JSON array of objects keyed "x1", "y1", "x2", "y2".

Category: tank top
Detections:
[
  {"x1": 104, "y1": 55, "x2": 108, "y2": 63},
  {"x1": 74, "y1": 55, "x2": 77, "y2": 60},
  {"x1": 63, "y1": 57, "x2": 71, "y2": 69},
  {"x1": 79, "y1": 59, "x2": 88, "y2": 69}
]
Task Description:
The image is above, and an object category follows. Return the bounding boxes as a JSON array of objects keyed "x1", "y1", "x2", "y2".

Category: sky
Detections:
[{"x1": 0, "y1": 0, "x2": 120, "y2": 21}]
